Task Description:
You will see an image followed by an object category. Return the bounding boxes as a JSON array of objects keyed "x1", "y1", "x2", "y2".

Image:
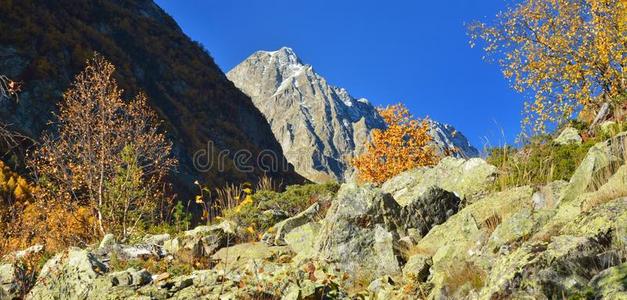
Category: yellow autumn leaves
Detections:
[
  {"x1": 352, "y1": 104, "x2": 439, "y2": 185},
  {"x1": 469, "y1": 0, "x2": 625, "y2": 134}
]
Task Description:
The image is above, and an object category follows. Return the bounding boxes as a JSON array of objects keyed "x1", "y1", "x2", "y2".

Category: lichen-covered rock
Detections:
[
  {"x1": 367, "y1": 275, "x2": 396, "y2": 299},
  {"x1": 587, "y1": 263, "x2": 627, "y2": 299},
  {"x1": 382, "y1": 157, "x2": 496, "y2": 205},
  {"x1": 27, "y1": 248, "x2": 108, "y2": 300},
  {"x1": 315, "y1": 183, "x2": 402, "y2": 281},
  {"x1": 414, "y1": 186, "x2": 533, "y2": 256},
  {"x1": 0, "y1": 263, "x2": 17, "y2": 299},
  {"x1": 531, "y1": 180, "x2": 568, "y2": 210},
  {"x1": 486, "y1": 208, "x2": 554, "y2": 253},
  {"x1": 480, "y1": 232, "x2": 621, "y2": 299},
  {"x1": 141, "y1": 233, "x2": 171, "y2": 246},
  {"x1": 87, "y1": 268, "x2": 152, "y2": 299},
  {"x1": 174, "y1": 220, "x2": 237, "y2": 259},
  {"x1": 561, "y1": 197, "x2": 627, "y2": 242},
  {"x1": 560, "y1": 132, "x2": 626, "y2": 204},
  {"x1": 261, "y1": 202, "x2": 319, "y2": 246},
  {"x1": 554, "y1": 127, "x2": 582, "y2": 145},
  {"x1": 284, "y1": 222, "x2": 321, "y2": 262},
  {"x1": 402, "y1": 254, "x2": 432, "y2": 282},
  {"x1": 537, "y1": 134, "x2": 626, "y2": 239},
  {"x1": 212, "y1": 242, "x2": 292, "y2": 271}
]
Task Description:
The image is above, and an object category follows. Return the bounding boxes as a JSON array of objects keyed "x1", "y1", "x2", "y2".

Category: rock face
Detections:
[
  {"x1": 382, "y1": 157, "x2": 497, "y2": 205},
  {"x1": 27, "y1": 248, "x2": 108, "y2": 299},
  {"x1": 315, "y1": 183, "x2": 402, "y2": 280},
  {"x1": 227, "y1": 47, "x2": 479, "y2": 182},
  {"x1": 0, "y1": 1, "x2": 302, "y2": 195},
  {"x1": 554, "y1": 127, "x2": 583, "y2": 145}
]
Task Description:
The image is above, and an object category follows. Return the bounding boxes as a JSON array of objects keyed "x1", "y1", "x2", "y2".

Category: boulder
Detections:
[
  {"x1": 413, "y1": 186, "x2": 533, "y2": 257},
  {"x1": 367, "y1": 275, "x2": 396, "y2": 299},
  {"x1": 486, "y1": 208, "x2": 554, "y2": 253},
  {"x1": 95, "y1": 241, "x2": 164, "y2": 261},
  {"x1": 98, "y1": 234, "x2": 116, "y2": 250},
  {"x1": 531, "y1": 180, "x2": 568, "y2": 210},
  {"x1": 588, "y1": 263, "x2": 627, "y2": 299},
  {"x1": 141, "y1": 233, "x2": 171, "y2": 246},
  {"x1": 172, "y1": 220, "x2": 237, "y2": 259},
  {"x1": 87, "y1": 268, "x2": 153, "y2": 299},
  {"x1": 0, "y1": 244, "x2": 44, "y2": 299},
  {"x1": 315, "y1": 183, "x2": 402, "y2": 281},
  {"x1": 27, "y1": 248, "x2": 108, "y2": 299},
  {"x1": 561, "y1": 197, "x2": 627, "y2": 241},
  {"x1": 261, "y1": 202, "x2": 319, "y2": 246},
  {"x1": 0, "y1": 263, "x2": 17, "y2": 299},
  {"x1": 480, "y1": 233, "x2": 620, "y2": 299},
  {"x1": 398, "y1": 186, "x2": 460, "y2": 236},
  {"x1": 382, "y1": 157, "x2": 496, "y2": 205},
  {"x1": 284, "y1": 222, "x2": 321, "y2": 262},
  {"x1": 537, "y1": 134, "x2": 626, "y2": 238},
  {"x1": 554, "y1": 127, "x2": 582, "y2": 145},
  {"x1": 560, "y1": 132, "x2": 626, "y2": 204},
  {"x1": 402, "y1": 254, "x2": 432, "y2": 282},
  {"x1": 212, "y1": 242, "x2": 292, "y2": 271}
]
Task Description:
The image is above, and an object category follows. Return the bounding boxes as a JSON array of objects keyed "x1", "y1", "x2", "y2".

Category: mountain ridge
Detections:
[
  {"x1": 228, "y1": 47, "x2": 479, "y2": 182},
  {"x1": 0, "y1": 0, "x2": 303, "y2": 195}
]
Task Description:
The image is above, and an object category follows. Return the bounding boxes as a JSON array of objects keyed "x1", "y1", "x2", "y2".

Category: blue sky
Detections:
[{"x1": 155, "y1": 0, "x2": 522, "y2": 151}]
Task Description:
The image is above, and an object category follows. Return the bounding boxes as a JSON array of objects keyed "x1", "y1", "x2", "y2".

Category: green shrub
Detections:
[
  {"x1": 222, "y1": 182, "x2": 340, "y2": 238},
  {"x1": 487, "y1": 134, "x2": 605, "y2": 190}
]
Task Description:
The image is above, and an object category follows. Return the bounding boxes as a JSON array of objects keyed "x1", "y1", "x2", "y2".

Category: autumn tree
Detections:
[
  {"x1": 352, "y1": 104, "x2": 439, "y2": 185},
  {"x1": 469, "y1": 0, "x2": 625, "y2": 134},
  {"x1": 32, "y1": 53, "x2": 177, "y2": 240}
]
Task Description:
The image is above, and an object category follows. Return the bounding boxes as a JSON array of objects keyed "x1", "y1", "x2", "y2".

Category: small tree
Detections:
[
  {"x1": 32, "y1": 53, "x2": 177, "y2": 240},
  {"x1": 468, "y1": 0, "x2": 625, "y2": 134},
  {"x1": 352, "y1": 104, "x2": 438, "y2": 185}
]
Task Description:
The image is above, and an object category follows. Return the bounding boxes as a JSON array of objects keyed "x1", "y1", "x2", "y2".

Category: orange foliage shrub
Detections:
[
  {"x1": 352, "y1": 103, "x2": 439, "y2": 185},
  {"x1": 0, "y1": 160, "x2": 95, "y2": 254}
]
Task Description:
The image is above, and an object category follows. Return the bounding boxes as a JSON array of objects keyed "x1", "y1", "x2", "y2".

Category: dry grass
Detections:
[
  {"x1": 481, "y1": 214, "x2": 502, "y2": 234},
  {"x1": 215, "y1": 183, "x2": 245, "y2": 211},
  {"x1": 442, "y1": 261, "x2": 487, "y2": 296},
  {"x1": 255, "y1": 175, "x2": 283, "y2": 193},
  {"x1": 406, "y1": 245, "x2": 438, "y2": 259}
]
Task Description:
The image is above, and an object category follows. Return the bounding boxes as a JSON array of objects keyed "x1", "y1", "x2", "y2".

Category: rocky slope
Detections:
[
  {"x1": 0, "y1": 0, "x2": 301, "y2": 193},
  {"x1": 4, "y1": 132, "x2": 624, "y2": 299},
  {"x1": 227, "y1": 47, "x2": 478, "y2": 183}
]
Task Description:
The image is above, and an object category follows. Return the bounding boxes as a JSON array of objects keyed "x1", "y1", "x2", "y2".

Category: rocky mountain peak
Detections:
[
  {"x1": 228, "y1": 47, "x2": 479, "y2": 182},
  {"x1": 228, "y1": 47, "x2": 385, "y2": 182}
]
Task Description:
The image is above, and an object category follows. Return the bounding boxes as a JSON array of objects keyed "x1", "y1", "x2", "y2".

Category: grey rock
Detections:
[
  {"x1": 99, "y1": 234, "x2": 116, "y2": 250},
  {"x1": 141, "y1": 233, "x2": 171, "y2": 246},
  {"x1": 554, "y1": 127, "x2": 582, "y2": 145},
  {"x1": 27, "y1": 248, "x2": 108, "y2": 300},
  {"x1": 262, "y1": 202, "x2": 319, "y2": 246},
  {"x1": 96, "y1": 242, "x2": 164, "y2": 261},
  {"x1": 402, "y1": 254, "x2": 432, "y2": 282},
  {"x1": 398, "y1": 186, "x2": 461, "y2": 236},
  {"x1": 177, "y1": 221, "x2": 237, "y2": 258},
  {"x1": 284, "y1": 222, "x2": 321, "y2": 262},
  {"x1": 382, "y1": 157, "x2": 497, "y2": 205},
  {"x1": 532, "y1": 180, "x2": 568, "y2": 209},
  {"x1": 315, "y1": 183, "x2": 402, "y2": 280},
  {"x1": 0, "y1": 263, "x2": 18, "y2": 299}
]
